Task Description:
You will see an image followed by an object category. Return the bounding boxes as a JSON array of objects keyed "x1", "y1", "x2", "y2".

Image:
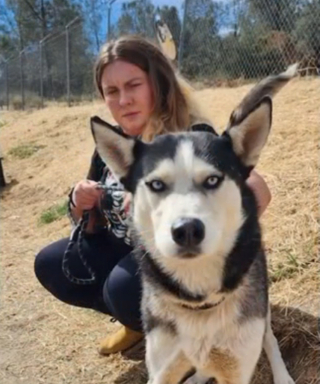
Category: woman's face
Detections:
[{"x1": 101, "y1": 60, "x2": 154, "y2": 136}]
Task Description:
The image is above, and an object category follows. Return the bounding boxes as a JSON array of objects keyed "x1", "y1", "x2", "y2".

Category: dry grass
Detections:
[
  {"x1": 0, "y1": 77, "x2": 319, "y2": 384},
  {"x1": 8, "y1": 143, "x2": 46, "y2": 160},
  {"x1": 38, "y1": 200, "x2": 68, "y2": 225}
]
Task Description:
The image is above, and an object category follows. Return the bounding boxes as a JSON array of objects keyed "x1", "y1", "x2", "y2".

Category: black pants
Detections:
[{"x1": 34, "y1": 229, "x2": 143, "y2": 331}]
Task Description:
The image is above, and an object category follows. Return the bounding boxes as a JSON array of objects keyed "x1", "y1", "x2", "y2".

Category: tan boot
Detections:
[{"x1": 99, "y1": 325, "x2": 143, "y2": 355}]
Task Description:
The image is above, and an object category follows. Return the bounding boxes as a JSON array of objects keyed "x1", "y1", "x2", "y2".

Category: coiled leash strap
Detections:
[
  {"x1": 62, "y1": 182, "x2": 108, "y2": 285},
  {"x1": 62, "y1": 210, "x2": 97, "y2": 285}
]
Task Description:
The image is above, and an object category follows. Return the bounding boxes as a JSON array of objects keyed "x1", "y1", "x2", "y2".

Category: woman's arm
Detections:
[
  {"x1": 246, "y1": 170, "x2": 272, "y2": 217},
  {"x1": 67, "y1": 149, "x2": 106, "y2": 232},
  {"x1": 68, "y1": 180, "x2": 104, "y2": 233}
]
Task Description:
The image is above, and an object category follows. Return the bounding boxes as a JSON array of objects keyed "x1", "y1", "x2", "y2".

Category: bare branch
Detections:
[{"x1": 21, "y1": 0, "x2": 42, "y2": 22}]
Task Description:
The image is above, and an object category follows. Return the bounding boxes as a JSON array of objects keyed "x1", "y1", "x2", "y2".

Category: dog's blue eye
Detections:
[
  {"x1": 146, "y1": 180, "x2": 166, "y2": 192},
  {"x1": 203, "y1": 176, "x2": 222, "y2": 189}
]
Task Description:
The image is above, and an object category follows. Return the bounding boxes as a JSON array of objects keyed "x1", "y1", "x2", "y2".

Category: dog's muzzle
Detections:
[{"x1": 171, "y1": 217, "x2": 205, "y2": 252}]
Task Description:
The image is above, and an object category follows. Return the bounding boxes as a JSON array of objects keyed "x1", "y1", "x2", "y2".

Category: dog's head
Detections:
[{"x1": 91, "y1": 65, "x2": 297, "y2": 264}]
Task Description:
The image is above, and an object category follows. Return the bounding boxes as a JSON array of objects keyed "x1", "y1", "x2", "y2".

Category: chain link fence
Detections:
[
  {"x1": 177, "y1": 0, "x2": 320, "y2": 82},
  {"x1": 0, "y1": 20, "x2": 96, "y2": 110},
  {"x1": 0, "y1": 0, "x2": 319, "y2": 110}
]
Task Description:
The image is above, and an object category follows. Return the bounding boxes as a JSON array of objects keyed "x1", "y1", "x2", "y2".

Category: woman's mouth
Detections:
[{"x1": 123, "y1": 112, "x2": 140, "y2": 118}]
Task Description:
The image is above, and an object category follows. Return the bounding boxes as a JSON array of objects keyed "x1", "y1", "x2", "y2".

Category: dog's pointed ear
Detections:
[
  {"x1": 224, "y1": 63, "x2": 298, "y2": 167},
  {"x1": 225, "y1": 97, "x2": 272, "y2": 168},
  {"x1": 90, "y1": 116, "x2": 137, "y2": 179}
]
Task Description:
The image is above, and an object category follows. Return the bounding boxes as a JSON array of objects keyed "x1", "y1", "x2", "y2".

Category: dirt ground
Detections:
[{"x1": 0, "y1": 78, "x2": 319, "y2": 384}]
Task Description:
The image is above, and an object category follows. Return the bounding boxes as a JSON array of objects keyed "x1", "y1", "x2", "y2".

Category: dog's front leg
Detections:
[
  {"x1": 263, "y1": 308, "x2": 295, "y2": 384},
  {"x1": 146, "y1": 327, "x2": 192, "y2": 384},
  {"x1": 182, "y1": 371, "x2": 210, "y2": 384},
  {"x1": 188, "y1": 319, "x2": 267, "y2": 384}
]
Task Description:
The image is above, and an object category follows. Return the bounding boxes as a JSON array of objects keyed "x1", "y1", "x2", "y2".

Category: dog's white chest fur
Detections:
[
  {"x1": 155, "y1": 294, "x2": 264, "y2": 367},
  {"x1": 179, "y1": 308, "x2": 237, "y2": 365}
]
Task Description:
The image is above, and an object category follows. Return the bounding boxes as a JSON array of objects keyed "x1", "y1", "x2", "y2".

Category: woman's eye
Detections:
[
  {"x1": 146, "y1": 180, "x2": 167, "y2": 193},
  {"x1": 131, "y1": 83, "x2": 141, "y2": 88},
  {"x1": 203, "y1": 175, "x2": 223, "y2": 189},
  {"x1": 106, "y1": 89, "x2": 117, "y2": 96}
]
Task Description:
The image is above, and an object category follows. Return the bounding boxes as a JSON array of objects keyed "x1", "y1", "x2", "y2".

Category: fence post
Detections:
[
  {"x1": 66, "y1": 25, "x2": 70, "y2": 107},
  {"x1": 40, "y1": 41, "x2": 44, "y2": 108},
  {"x1": 5, "y1": 61, "x2": 9, "y2": 110},
  {"x1": 107, "y1": 0, "x2": 117, "y2": 40},
  {"x1": 65, "y1": 17, "x2": 80, "y2": 107},
  {"x1": 178, "y1": 0, "x2": 189, "y2": 70},
  {"x1": 20, "y1": 50, "x2": 25, "y2": 110},
  {"x1": 40, "y1": 33, "x2": 57, "y2": 108}
]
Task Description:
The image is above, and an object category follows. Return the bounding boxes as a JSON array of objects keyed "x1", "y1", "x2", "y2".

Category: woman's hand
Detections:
[
  {"x1": 123, "y1": 193, "x2": 132, "y2": 214},
  {"x1": 72, "y1": 180, "x2": 103, "y2": 211},
  {"x1": 246, "y1": 170, "x2": 272, "y2": 217}
]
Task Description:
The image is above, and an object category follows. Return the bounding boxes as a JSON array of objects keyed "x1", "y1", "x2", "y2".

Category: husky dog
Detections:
[{"x1": 91, "y1": 65, "x2": 297, "y2": 384}]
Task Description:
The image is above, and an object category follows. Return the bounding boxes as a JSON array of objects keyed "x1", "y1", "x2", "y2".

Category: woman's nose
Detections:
[{"x1": 119, "y1": 91, "x2": 132, "y2": 106}]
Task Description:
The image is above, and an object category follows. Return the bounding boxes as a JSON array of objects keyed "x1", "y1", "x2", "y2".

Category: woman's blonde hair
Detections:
[{"x1": 94, "y1": 35, "x2": 207, "y2": 141}]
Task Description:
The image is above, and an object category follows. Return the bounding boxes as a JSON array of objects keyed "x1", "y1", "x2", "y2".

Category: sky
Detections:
[
  {"x1": 95, "y1": 0, "x2": 185, "y2": 47},
  {"x1": 103, "y1": 0, "x2": 233, "y2": 43},
  {"x1": 109, "y1": 0, "x2": 228, "y2": 20},
  {"x1": 107, "y1": 0, "x2": 230, "y2": 29},
  {"x1": 113, "y1": 0, "x2": 184, "y2": 8},
  {"x1": 109, "y1": 0, "x2": 184, "y2": 22},
  {"x1": 0, "y1": 0, "x2": 230, "y2": 33},
  {"x1": 0, "y1": 0, "x2": 233, "y2": 58}
]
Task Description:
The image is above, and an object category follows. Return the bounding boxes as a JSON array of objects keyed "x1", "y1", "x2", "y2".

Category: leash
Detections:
[
  {"x1": 62, "y1": 210, "x2": 97, "y2": 285},
  {"x1": 62, "y1": 182, "x2": 109, "y2": 285}
]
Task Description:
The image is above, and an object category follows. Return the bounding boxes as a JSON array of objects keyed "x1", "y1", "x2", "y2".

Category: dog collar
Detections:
[{"x1": 180, "y1": 297, "x2": 225, "y2": 311}]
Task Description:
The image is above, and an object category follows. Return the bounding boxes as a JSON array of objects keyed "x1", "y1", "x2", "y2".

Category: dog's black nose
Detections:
[{"x1": 171, "y1": 218, "x2": 205, "y2": 247}]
